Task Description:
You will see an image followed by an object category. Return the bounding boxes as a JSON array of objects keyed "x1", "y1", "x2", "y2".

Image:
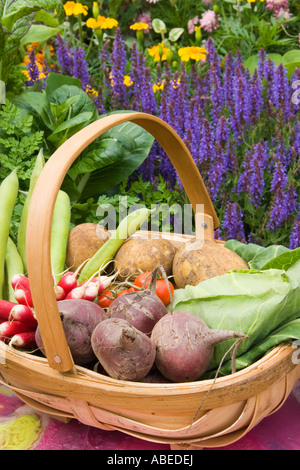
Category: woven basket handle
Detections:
[{"x1": 26, "y1": 112, "x2": 219, "y2": 372}]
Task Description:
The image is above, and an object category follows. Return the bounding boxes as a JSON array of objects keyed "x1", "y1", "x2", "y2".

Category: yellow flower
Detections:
[
  {"x1": 130, "y1": 22, "x2": 149, "y2": 31},
  {"x1": 148, "y1": 42, "x2": 170, "y2": 61},
  {"x1": 124, "y1": 75, "x2": 133, "y2": 86},
  {"x1": 86, "y1": 85, "x2": 98, "y2": 97},
  {"x1": 178, "y1": 46, "x2": 207, "y2": 62},
  {"x1": 63, "y1": 1, "x2": 88, "y2": 16},
  {"x1": 153, "y1": 82, "x2": 164, "y2": 93},
  {"x1": 86, "y1": 15, "x2": 118, "y2": 29},
  {"x1": 22, "y1": 61, "x2": 47, "y2": 81}
]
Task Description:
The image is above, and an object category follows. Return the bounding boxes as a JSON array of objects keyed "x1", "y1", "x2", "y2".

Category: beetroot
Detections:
[
  {"x1": 151, "y1": 310, "x2": 247, "y2": 382},
  {"x1": 91, "y1": 318, "x2": 156, "y2": 381},
  {"x1": 35, "y1": 299, "x2": 107, "y2": 365},
  {"x1": 107, "y1": 265, "x2": 169, "y2": 336}
]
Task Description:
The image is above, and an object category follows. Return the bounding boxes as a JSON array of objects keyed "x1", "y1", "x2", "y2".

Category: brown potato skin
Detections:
[
  {"x1": 66, "y1": 223, "x2": 110, "y2": 272},
  {"x1": 173, "y1": 239, "x2": 249, "y2": 288},
  {"x1": 114, "y1": 237, "x2": 177, "y2": 281}
]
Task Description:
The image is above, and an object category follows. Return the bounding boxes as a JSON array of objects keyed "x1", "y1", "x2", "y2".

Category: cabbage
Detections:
[{"x1": 172, "y1": 245, "x2": 300, "y2": 375}]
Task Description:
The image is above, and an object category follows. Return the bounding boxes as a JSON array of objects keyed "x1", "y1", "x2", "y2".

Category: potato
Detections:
[
  {"x1": 173, "y1": 239, "x2": 249, "y2": 288},
  {"x1": 114, "y1": 237, "x2": 177, "y2": 281},
  {"x1": 66, "y1": 223, "x2": 110, "y2": 272}
]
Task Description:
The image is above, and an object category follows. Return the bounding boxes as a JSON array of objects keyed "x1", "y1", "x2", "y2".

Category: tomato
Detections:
[
  {"x1": 117, "y1": 287, "x2": 136, "y2": 297},
  {"x1": 133, "y1": 272, "x2": 153, "y2": 289},
  {"x1": 98, "y1": 289, "x2": 116, "y2": 308},
  {"x1": 133, "y1": 272, "x2": 174, "y2": 306},
  {"x1": 155, "y1": 279, "x2": 174, "y2": 306}
]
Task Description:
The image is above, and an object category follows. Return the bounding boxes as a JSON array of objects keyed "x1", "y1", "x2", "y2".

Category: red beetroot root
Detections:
[
  {"x1": 151, "y1": 310, "x2": 247, "y2": 383},
  {"x1": 91, "y1": 318, "x2": 156, "y2": 381}
]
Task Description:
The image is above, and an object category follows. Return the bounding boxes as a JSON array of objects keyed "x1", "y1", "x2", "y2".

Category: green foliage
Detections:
[
  {"x1": 70, "y1": 175, "x2": 189, "y2": 233},
  {"x1": 0, "y1": 0, "x2": 64, "y2": 83},
  {"x1": 0, "y1": 100, "x2": 44, "y2": 188}
]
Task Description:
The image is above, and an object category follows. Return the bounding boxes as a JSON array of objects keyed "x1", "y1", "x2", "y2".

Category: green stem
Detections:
[{"x1": 78, "y1": 14, "x2": 84, "y2": 47}]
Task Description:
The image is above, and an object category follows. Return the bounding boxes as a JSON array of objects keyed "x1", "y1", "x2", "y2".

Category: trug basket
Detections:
[{"x1": 0, "y1": 112, "x2": 299, "y2": 450}]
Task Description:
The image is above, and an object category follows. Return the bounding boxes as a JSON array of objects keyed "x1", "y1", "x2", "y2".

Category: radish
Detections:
[
  {"x1": 54, "y1": 284, "x2": 66, "y2": 301},
  {"x1": 151, "y1": 310, "x2": 248, "y2": 383},
  {"x1": 9, "y1": 331, "x2": 37, "y2": 349},
  {"x1": 66, "y1": 274, "x2": 115, "y2": 301},
  {"x1": 91, "y1": 318, "x2": 156, "y2": 381},
  {"x1": 11, "y1": 274, "x2": 30, "y2": 292},
  {"x1": 0, "y1": 320, "x2": 35, "y2": 338},
  {"x1": 0, "y1": 300, "x2": 18, "y2": 321},
  {"x1": 57, "y1": 271, "x2": 78, "y2": 296},
  {"x1": 14, "y1": 288, "x2": 33, "y2": 307},
  {"x1": 107, "y1": 265, "x2": 169, "y2": 336},
  {"x1": 9, "y1": 304, "x2": 37, "y2": 328}
]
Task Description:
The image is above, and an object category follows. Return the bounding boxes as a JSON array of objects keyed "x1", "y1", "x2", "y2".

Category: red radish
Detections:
[
  {"x1": 14, "y1": 288, "x2": 33, "y2": 307},
  {"x1": 11, "y1": 274, "x2": 30, "y2": 292},
  {"x1": 0, "y1": 320, "x2": 35, "y2": 338},
  {"x1": 66, "y1": 274, "x2": 115, "y2": 301},
  {"x1": 9, "y1": 331, "x2": 37, "y2": 349},
  {"x1": 9, "y1": 304, "x2": 37, "y2": 328},
  {"x1": 54, "y1": 284, "x2": 66, "y2": 301},
  {"x1": 57, "y1": 271, "x2": 78, "y2": 296},
  {"x1": 0, "y1": 300, "x2": 18, "y2": 321}
]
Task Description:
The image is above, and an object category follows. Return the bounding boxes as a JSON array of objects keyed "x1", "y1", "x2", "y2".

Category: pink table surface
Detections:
[{"x1": 0, "y1": 381, "x2": 299, "y2": 451}]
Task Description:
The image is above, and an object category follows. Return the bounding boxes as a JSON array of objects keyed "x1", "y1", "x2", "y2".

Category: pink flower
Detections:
[
  {"x1": 265, "y1": 0, "x2": 288, "y2": 11},
  {"x1": 273, "y1": 7, "x2": 292, "y2": 19},
  {"x1": 137, "y1": 13, "x2": 152, "y2": 32},
  {"x1": 199, "y1": 10, "x2": 220, "y2": 33},
  {"x1": 202, "y1": 0, "x2": 213, "y2": 5},
  {"x1": 187, "y1": 16, "x2": 200, "y2": 34}
]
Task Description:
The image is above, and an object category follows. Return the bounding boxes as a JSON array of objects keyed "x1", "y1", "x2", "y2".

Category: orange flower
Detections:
[
  {"x1": 86, "y1": 15, "x2": 118, "y2": 29},
  {"x1": 178, "y1": 46, "x2": 207, "y2": 62},
  {"x1": 64, "y1": 1, "x2": 88, "y2": 16},
  {"x1": 148, "y1": 42, "x2": 170, "y2": 61}
]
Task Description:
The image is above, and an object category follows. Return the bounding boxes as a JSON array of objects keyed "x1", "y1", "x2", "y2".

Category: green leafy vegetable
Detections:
[{"x1": 172, "y1": 261, "x2": 300, "y2": 373}]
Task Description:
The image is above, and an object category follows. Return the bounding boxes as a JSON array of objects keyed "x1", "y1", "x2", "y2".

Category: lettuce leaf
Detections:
[{"x1": 172, "y1": 260, "x2": 300, "y2": 373}]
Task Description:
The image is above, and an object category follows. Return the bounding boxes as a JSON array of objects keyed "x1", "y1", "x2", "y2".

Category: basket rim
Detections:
[{"x1": 0, "y1": 340, "x2": 294, "y2": 395}]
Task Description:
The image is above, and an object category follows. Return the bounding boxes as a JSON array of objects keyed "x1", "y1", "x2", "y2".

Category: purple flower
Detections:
[
  {"x1": 270, "y1": 63, "x2": 291, "y2": 118},
  {"x1": 215, "y1": 115, "x2": 229, "y2": 148},
  {"x1": 198, "y1": 118, "x2": 215, "y2": 164},
  {"x1": 111, "y1": 27, "x2": 127, "y2": 107},
  {"x1": 72, "y1": 46, "x2": 89, "y2": 90},
  {"x1": 55, "y1": 34, "x2": 73, "y2": 75},
  {"x1": 249, "y1": 157, "x2": 265, "y2": 207},
  {"x1": 270, "y1": 160, "x2": 287, "y2": 192},
  {"x1": 267, "y1": 187, "x2": 290, "y2": 230},
  {"x1": 26, "y1": 49, "x2": 40, "y2": 86},
  {"x1": 222, "y1": 202, "x2": 246, "y2": 242},
  {"x1": 289, "y1": 220, "x2": 300, "y2": 249},
  {"x1": 207, "y1": 142, "x2": 226, "y2": 201}
]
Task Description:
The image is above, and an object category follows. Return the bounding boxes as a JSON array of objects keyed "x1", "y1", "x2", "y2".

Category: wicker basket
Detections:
[{"x1": 0, "y1": 112, "x2": 299, "y2": 450}]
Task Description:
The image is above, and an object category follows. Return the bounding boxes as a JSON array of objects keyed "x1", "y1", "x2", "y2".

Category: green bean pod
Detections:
[
  {"x1": 0, "y1": 169, "x2": 19, "y2": 299},
  {"x1": 51, "y1": 190, "x2": 71, "y2": 283},
  {"x1": 5, "y1": 237, "x2": 24, "y2": 302},
  {"x1": 17, "y1": 149, "x2": 45, "y2": 272},
  {"x1": 78, "y1": 207, "x2": 152, "y2": 284}
]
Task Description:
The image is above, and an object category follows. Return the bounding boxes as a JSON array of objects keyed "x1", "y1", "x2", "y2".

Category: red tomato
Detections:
[
  {"x1": 117, "y1": 287, "x2": 136, "y2": 297},
  {"x1": 155, "y1": 279, "x2": 174, "y2": 306},
  {"x1": 134, "y1": 272, "x2": 156, "y2": 289},
  {"x1": 98, "y1": 289, "x2": 115, "y2": 308},
  {"x1": 133, "y1": 272, "x2": 174, "y2": 306}
]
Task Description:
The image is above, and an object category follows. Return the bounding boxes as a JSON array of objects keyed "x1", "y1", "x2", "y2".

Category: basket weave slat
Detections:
[{"x1": 0, "y1": 112, "x2": 299, "y2": 450}]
